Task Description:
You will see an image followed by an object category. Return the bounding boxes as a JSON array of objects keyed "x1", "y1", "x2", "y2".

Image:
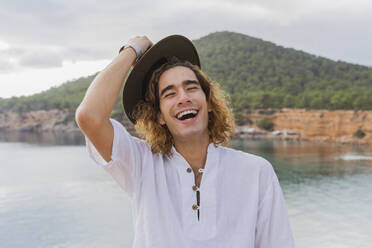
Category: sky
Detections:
[{"x1": 0, "y1": 0, "x2": 371, "y2": 98}]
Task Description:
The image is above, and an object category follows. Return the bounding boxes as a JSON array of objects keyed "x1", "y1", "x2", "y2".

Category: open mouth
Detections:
[{"x1": 176, "y1": 109, "x2": 199, "y2": 121}]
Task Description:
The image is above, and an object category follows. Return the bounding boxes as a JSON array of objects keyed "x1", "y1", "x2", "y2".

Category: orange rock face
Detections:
[
  {"x1": 242, "y1": 109, "x2": 372, "y2": 145},
  {"x1": 1, "y1": 108, "x2": 372, "y2": 145}
]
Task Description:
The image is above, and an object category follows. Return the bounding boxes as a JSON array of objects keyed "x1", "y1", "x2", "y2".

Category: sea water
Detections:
[{"x1": 1, "y1": 134, "x2": 371, "y2": 248}]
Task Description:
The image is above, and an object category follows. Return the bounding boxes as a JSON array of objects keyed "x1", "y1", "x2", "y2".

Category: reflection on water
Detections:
[
  {"x1": 1, "y1": 136, "x2": 372, "y2": 248},
  {"x1": 340, "y1": 154, "x2": 372, "y2": 161},
  {"x1": 230, "y1": 139, "x2": 372, "y2": 248},
  {"x1": 0, "y1": 131, "x2": 85, "y2": 146},
  {"x1": 231, "y1": 139, "x2": 372, "y2": 183},
  {"x1": 0, "y1": 143, "x2": 133, "y2": 248}
]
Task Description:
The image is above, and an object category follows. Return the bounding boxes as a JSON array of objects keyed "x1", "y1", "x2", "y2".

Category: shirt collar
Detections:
[{"x1": 170, "y1": 143, "x2": 219, "y2": 172}]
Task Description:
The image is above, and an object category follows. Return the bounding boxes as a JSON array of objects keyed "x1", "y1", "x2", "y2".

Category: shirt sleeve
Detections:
[
  {"x1": 85, "y1": 118, "x2": 147, "y2": 199},
  {"x1": 254, "y1": 161, "x2": 295, "y2": 248}
]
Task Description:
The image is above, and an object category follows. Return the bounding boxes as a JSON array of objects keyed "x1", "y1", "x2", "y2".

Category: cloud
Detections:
[
  {"x1": 0, "y1": 59, "x2": 110, "y2": 98},
  {"x1": 18, "y1": 50, "x2": 63, "y2": 68},
  {"x1": 0, "y1": 58, "x2": 16, "y2": 73},
  {"x1": 0, "y1": 0, "x2": 371, "y2": 74}
]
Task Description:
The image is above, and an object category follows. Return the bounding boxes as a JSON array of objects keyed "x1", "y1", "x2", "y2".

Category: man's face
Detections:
[{"x1": 157, "y1": 66, "x2": 211, "y2": 142}]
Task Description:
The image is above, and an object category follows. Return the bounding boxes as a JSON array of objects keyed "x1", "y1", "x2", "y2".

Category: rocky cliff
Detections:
[
  {"x1": 239, "y1": 109, "x2": 372, "y2": 144},
  {"x1": 1, "y1": 108, "x2": 371, "y2": 145},
  {"x1": 0, "y1": 109, "x2": 78, "y2": 132},
  {"x1": 0, "y1": 109, "x2": 136, "y2": 134}
]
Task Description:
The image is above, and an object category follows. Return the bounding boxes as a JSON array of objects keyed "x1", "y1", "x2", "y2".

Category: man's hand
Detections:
[{"x1": 127, "y1": 35, "x2": 153, "y2": 57}]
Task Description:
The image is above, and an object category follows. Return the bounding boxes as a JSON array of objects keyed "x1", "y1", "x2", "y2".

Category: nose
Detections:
[{"x1": 177, "y1": 89, "x2": 191, "y2": 106}]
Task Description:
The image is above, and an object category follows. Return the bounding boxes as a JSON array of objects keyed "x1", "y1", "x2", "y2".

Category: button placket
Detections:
[
  {"x1": 197, "y1": 145, "x2": 219, "y2": 239},
  {"x1": 192, "y1": 185, "x2": 199, "y2": 191},
  {"x1": 176, "y1": 157, "x2": 199, "y2": 227},
  {"x1": 172, "y1": 144, "x2": 219, "y2": 240}
]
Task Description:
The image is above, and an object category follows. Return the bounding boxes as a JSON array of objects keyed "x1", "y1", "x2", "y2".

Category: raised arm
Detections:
[{"x1": 75, "y1": 36, "x2": 152, "y2": 162}]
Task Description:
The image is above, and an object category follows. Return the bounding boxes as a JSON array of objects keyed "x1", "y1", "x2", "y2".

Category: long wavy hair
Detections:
[{"x1": 134, "y1": 57, "x2": 235, "y2": 158}]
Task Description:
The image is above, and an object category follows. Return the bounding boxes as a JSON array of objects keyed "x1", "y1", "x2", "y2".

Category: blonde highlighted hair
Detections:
[{"x1": 134, "y1": 57, "x2": 235, "y2": 157}]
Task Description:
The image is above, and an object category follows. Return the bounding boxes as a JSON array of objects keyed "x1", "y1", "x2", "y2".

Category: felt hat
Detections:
[{"x1": 122, "y1": 35, "x2": 200, "y2": 123}]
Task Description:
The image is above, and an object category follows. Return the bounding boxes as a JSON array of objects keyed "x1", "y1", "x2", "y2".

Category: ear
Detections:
[
  {"x1": 207, "y1": 101, "x2": 213, "y2": 113},
  {"x1": 158, "y1": 112, "x2": 166, "y2": 125}
]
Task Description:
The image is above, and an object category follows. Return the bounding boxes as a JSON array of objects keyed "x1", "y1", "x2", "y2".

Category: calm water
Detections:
[{"x1": 1, "y1": 132, "x2": 372, "y2": 248}]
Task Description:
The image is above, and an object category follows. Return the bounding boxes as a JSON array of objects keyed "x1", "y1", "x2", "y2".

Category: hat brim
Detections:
[{"x1": 122, "y1": 35, "x2": 200, "y2": 124}]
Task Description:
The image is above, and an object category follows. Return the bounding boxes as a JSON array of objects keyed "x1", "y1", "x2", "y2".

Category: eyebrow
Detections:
[{"x1": 159, "y1": 80, "x2": 200, "y2": 98}]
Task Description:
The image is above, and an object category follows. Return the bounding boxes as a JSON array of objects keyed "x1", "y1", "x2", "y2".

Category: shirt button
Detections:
[
  {"x1": 192, "y1": 204, "x2": 199, "y2": 210},
  {"x1": 186, "y1": 168, "x2": 192, "y2": 173},
  {"x1": 192, "y1": 185, "x2": 199, "y2": 191}
]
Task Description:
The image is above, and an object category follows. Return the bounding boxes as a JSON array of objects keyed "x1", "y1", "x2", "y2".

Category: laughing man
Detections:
[{"x1": 76, "y1": 35, "x2": 295, "y2": 248}]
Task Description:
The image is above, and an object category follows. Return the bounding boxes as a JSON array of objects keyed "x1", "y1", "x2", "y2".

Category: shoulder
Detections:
[
  {"x1": 131, "y1": 134, "x2": 152, "y2": 149},
  {"x1": 217, "y1": 146, "x2": 275, "y2": 181},
  {"x1": 218, "y1": 146, "x2": 273, "y2": 169},
  {"x1": 108, "y1": 118, "x2": 156, "y2": 165},
  {"x1": 111, "y1": 119, "x2": 151, "y2": 147}
]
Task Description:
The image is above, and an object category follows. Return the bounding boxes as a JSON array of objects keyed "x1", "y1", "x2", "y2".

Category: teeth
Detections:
[{"x1": 177, "y1": 110, "x2": 198, "y2": 119}]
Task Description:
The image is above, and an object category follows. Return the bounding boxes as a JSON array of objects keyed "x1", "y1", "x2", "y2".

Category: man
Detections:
[{"x1": 76, "y1": 35, "x2": 295, "y2": 248}]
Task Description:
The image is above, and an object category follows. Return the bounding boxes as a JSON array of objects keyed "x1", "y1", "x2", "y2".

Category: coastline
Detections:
[
  {"x1": 1, "y1": 108, "x2": 372, "y2": 146},
  {"x1": 235, "y1": 108, "x2": 372, "y2": 146}
]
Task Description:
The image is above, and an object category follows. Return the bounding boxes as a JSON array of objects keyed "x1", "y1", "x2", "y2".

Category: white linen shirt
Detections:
[{"x1": 85, "y1": 119, "x2": 295, "y2": 248}]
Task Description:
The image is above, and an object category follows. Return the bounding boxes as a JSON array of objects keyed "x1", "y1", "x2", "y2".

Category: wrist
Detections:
[
  {"x1": 118, "y1": 46, "x2": 137, "y2": 65},
  {"x1": 119, "y1": 43, "x2": 142, "y2": 60}
]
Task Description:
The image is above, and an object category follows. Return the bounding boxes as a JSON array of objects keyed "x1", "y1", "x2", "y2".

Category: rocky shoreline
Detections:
[
  {"x1": 0, "y1": 109, "x2": 79, "y2": 133},
  {"x1": 235, "y1": 108, "x2": 372, "y2": 145},
  {"x1": 1, "y1": 108, "x2": 371, "y2": 145}
]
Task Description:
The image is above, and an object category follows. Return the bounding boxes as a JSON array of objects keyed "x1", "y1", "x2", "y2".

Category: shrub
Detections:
[
  {"x1": 234, "y1": 112, "x2": 253, "y2": 126},
  {"x1": 256, "y1": 117, "x2": 274, "y2": 131},
  {"x1": 353, "y1": 128, "x2": 366, "y2": 139},
  {"x1": 234, "y1": 112, "x2": 245, "y2": 125}
]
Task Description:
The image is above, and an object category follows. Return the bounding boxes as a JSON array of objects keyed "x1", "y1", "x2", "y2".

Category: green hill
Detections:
[
  {"x1": 1, "y1": 31, "x2": 372, "y2": 116},
  {"x1": 0, "y1": 73, "x2": 97, "y2": 113},
  {"x1": 194, "y1": 31, "x2": 372, "y2": 111}
]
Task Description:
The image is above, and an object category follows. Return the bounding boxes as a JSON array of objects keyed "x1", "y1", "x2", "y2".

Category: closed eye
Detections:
[
  {"x1": 164, "y1": 92, "x2": 176, "y2": 98},
  {"x1": 187, "y1": 87, "x2": 199, "y2": 91}
]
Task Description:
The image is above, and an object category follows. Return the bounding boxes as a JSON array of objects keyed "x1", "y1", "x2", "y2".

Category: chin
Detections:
[{"x1": 175, "y1": 126, "x2": 208, "y2": 140}]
